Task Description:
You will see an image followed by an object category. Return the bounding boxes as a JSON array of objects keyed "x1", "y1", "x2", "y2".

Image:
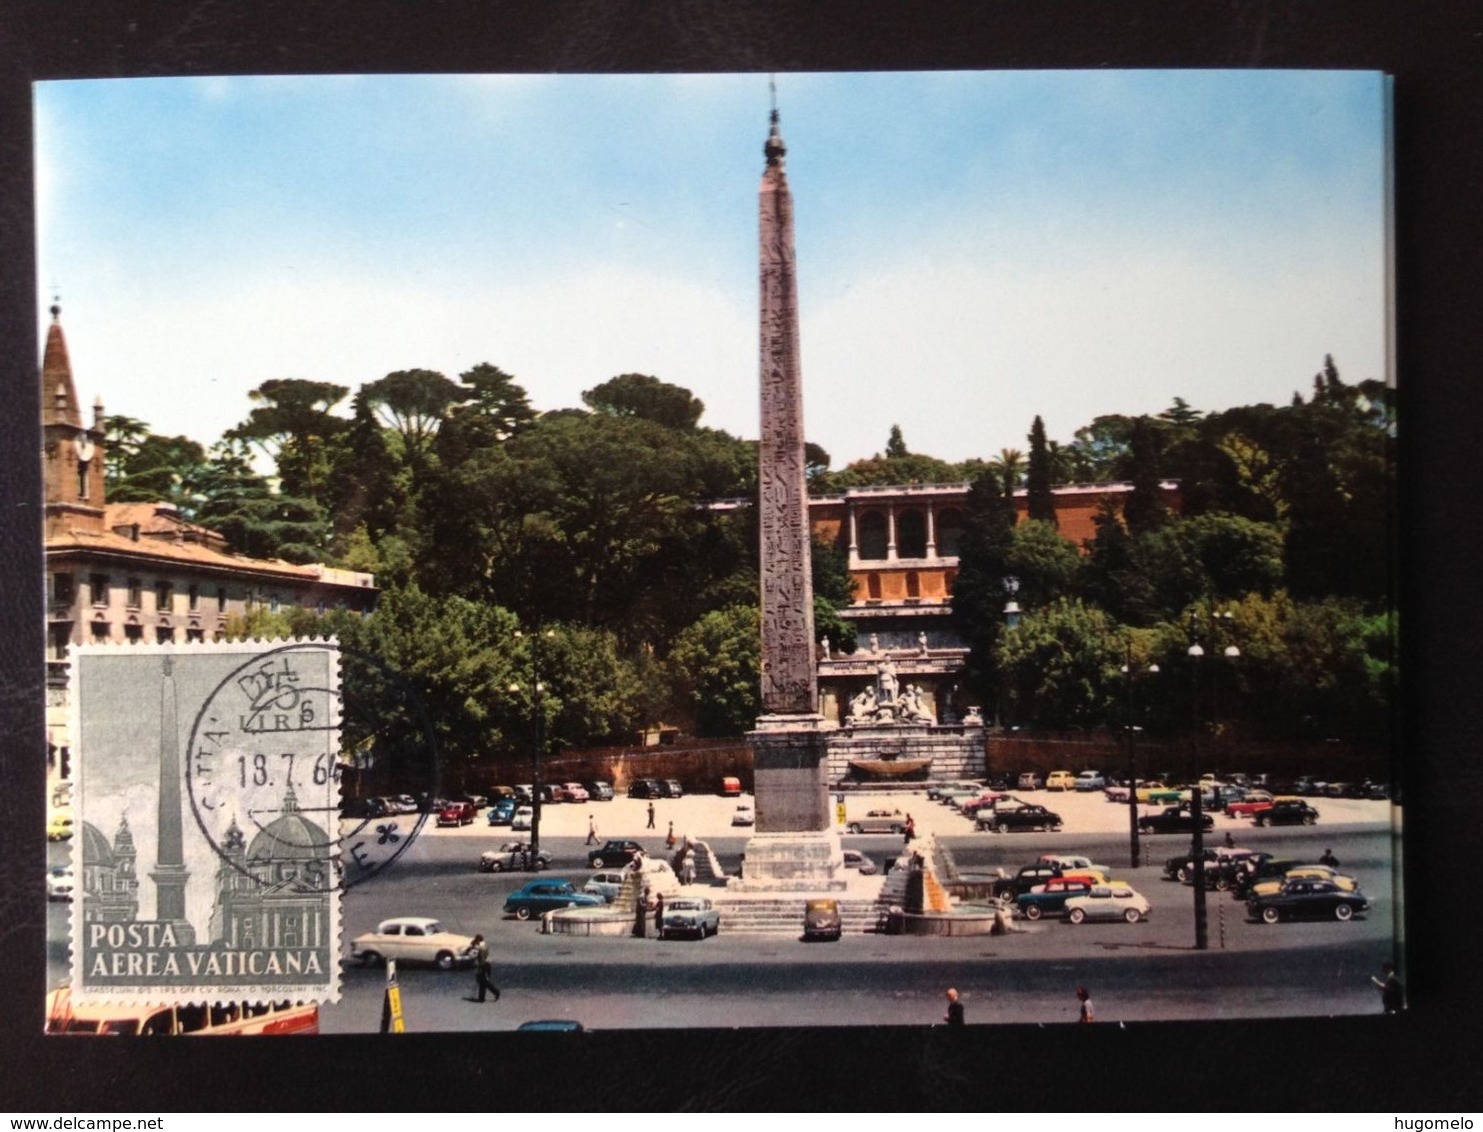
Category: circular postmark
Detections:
[{"x1": 186, "y1": 641, "x2": 439, "y2": 893}]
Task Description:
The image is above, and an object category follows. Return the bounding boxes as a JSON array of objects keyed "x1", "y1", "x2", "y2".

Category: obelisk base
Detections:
[{"x1": 742, "y1": 715, "x2": 844, "y2": 889}]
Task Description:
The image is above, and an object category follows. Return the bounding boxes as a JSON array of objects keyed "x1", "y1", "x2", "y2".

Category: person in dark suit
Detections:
[
  {"x1": 944, "y1": 987, "x2": 964, "y2": 1025},
  {"x1": 470, "y1": 934, "x2": 499, "y2": 1003}
]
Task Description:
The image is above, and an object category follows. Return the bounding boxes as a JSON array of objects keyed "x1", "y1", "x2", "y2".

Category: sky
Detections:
[{"x1": 35, "y1": 70, "x2": 1390, "y2": 469}]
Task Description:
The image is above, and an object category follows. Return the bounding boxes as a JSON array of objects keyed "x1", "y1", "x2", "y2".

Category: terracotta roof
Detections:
[{"x1": 45, "y1": 522, "x2": 374, "y2": 590}]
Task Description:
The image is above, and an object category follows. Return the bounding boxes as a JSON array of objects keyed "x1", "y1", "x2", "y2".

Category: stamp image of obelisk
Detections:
[{"x1": 746, "y1": 97, "x2": 840, "y2": 882}]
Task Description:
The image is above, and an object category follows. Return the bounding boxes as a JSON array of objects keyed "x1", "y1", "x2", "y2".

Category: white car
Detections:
[
  {"x1": 47, "y1": 865, "x2": 74, "y2": 901},
  {"x1": 731, "y1": 803, "x2": 755, "y2": 826},
  {"x1": 349, "y1": 917, "x2": 475, "y2": 970},
  {"x1": 1062, "y1": 885, "x2": 1152, "y2": 924},
  {"x1": 841, "y1": 849, "x2": 878, "y2": 875},
  {"x1": 511, "y1": 805, "x2": 534, "y2": 831}
]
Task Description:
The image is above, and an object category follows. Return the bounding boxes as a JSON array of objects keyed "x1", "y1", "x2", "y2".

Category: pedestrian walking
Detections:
[
  {"x1": 586, "y1": 814, "x2": 598, "y2": 845},
  {"x1": 470, "y1": 934, "x2": 499, "y2": 1003},
  {"x1": 666, "y1": 821, "x2": 676, "y2": 849},
  {"x1": 1371, "y1": 959, "x2": 1404, "y2": 1014},
  {"x1": 1076, "y1": 986, "x2": 1094, "y2": 1023},
  {"x1": 943, "y1": 987, "x2": 964, "y2": 1026},
  {"x1": 654, "y1": 892, "x2": 665, "y2": 938},
  {"x1": 903, "y1": 814, "x2": 916, "y2": 845},
  {"x1": 646, "y1": 801, "x2": 656, "y2": 829},
  {"x1": 680, "y1": 851, "x2": 697, "y2": 887},
  {"x1": 1319, "y1": 847, "x2": 1340, "y2": 868},
  {"x1": 1223, "y1": 830, "x2": 1236, "y2": 849}
]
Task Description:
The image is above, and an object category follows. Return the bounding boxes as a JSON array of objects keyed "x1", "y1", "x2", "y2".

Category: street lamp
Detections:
[
  {"x1": 510, "y1": 628, "x2": 556, "y2": 861},
  {"x1": 1121, "y1": 644, "x2": 1159, "y2": 870},
  {"x1": 1187, "y1": 608, "x2": 1239, "y2": 951},
  {"x1": 994, "y1": 576, "x2": 1022, "y2": 730}
]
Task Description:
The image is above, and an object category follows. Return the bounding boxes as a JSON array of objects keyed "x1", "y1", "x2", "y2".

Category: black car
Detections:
[
  {"x1": 975, "y1": 804, "x2": 1063, "y2": 834},
  {"x1": 989, "y1": 863, "x2": 1068, "y2": 901},
  {"x1": 1138, "y1": 806, "x2": 1215, "y2": 835},
  {"x1": 1248, "y1": 878, "x2": 1368, "y2": 923},
  {"x1": 587, "y1": 839, "x2": 646, "y2": 869},
  {"x1": 627, "y1": 779, "x2": 663, "y2": 799},
  {"x1": 1231, "y1": 857, "x2": 1302, "y2": 899},
  {"x1": 659, "y1": 779, "x2": 684, "y2": 798},
  {"x1": 1254, "y1": 799, "x2": 1319, "y2": 827}
]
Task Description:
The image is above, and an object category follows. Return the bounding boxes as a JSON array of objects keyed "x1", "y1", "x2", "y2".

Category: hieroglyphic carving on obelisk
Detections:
[{"x1": 757, "y1": 105, "x2": 818, "y2": 718}]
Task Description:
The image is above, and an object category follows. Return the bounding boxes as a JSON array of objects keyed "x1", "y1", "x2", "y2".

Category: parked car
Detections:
[
  {"x1": 1074, "y1": 770, "x2": 1108, "y2": 792},
  {"x1": 627, "y1": 779, "x2": 663, "y2": 799},
  {"x1": 1135, "y1": 781, "x2": 1183, "y2": 805},
  {"x1": 1225, "y1": 790, "x2": 1275, "y2": 817},
  {"x1": 583, "y1": 870, "x2": 629, "y2": 903},
  {"x1": 487, "y1": 785, "x2": 517, "y2": 801},
  {"x1": 1246, "y1": 865, "x2": 1359, "y2": 899},
  {"x1": 719, "y1": 776, "x2": 743, "y2": 796},
  {"x1": 478, "y1": 841, "x2": 553, "y2": 872},
  {"x1": 1163, "y1": 847, "x2": 1257, "y2": 884},
  {"x1": 1016, "y1": 772, "x2": 1044, "y2": 791},
  {"x1": 516, "y1": 1019, "x2": 585, "y2": 1032},
  {"x1": 437, "y1": 802, "x2": 476, "y2": 827},
  {"x1": 562, "y1": 782, "x2": 590, "y2": 804},
  {"x1": 661, "y1": 779, "x2": 685, "y2": 798},
  {"x1": 959, "y1": 790, "x2": 1012, "y2": 817},
  {"x1": 341, "y1": 797, "x2": 387, "y2": 819},
  {"x1": 1253, "y1": 799, "x2": 1320, "y2": 827},
  {"x1": 659, "y1": 897, "x2": 720, "y2": 940},
  {"x1": 586, "y1": 781, "x2": 615, "y2": 802},
  {"x1": 503, "y1": 880, "x2": 605, "y2": 920},
  {"x1": 47, "y1": 865, "x2": 75, "y2": 901},
  {"x1": 486, "y1": 798, "x2": 517, "y2": 826},
  {"x1": 845, "y1": 808, "x2": 907, "y2": 835},
  {"x1": 587, "y1": 839, "x2": 646, "y2": 869},
  {"x1": 512, "y1": 785, "x2": 534, "y2": 803},
  {"x1": 510, "y1": 805, "x2": 534, "y2": 831},
  {"x1": 1103, "y1": 783, "x2": 1132, "y2": 803},
  {"x1": 990, "y1": 863, "x2": 1071, "y2": 902},
  {"x1": 841, "y1": 849, "x2": 878, "y2": 875},
  {"x1": 1248, "y1": 878, "x2": 1369, "y2": 923},
  {"x1": 803, "y1": 898, "x2": 842, "y2": 941},
  {"x1": 47, "y1": 812, "x2": 74, "y2": 841},
  {"x1": 1038, "y1": 854, "x2": 1114, "y2": 877},
  {"x1": 1138, "y1": 806, "x2": 1214, "y2": 834},
  {"x1": 349, "y1": 917, "x2": 474, "y2": 969},
  {"x1": 731, "y1": 803, "x2": 755, "y2": 827},
  {"x1": 976, "y1": 803, "x2": 1063, "y2": 833},
  {"x1": 1046, "y1": 770, "x2": 1076, "y2": 791},
  {"x1": 1016, "y1": 877, "x2": 1095, "y2": 920},
  {"x1": 1063, "y1": 884, "x2": 1152, "y2": 924}
]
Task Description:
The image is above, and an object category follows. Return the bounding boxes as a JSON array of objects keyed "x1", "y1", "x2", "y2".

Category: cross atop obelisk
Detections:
[{"x1": 757, "y1": 97, "x2": 818, "y2": 718}]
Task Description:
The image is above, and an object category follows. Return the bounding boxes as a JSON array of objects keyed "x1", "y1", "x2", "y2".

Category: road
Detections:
[{"x1": 46, "y1": 792, "x2": 1400, "y2": 1032}]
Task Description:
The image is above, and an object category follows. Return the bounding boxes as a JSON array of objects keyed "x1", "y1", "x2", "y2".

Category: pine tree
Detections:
[{"x1": 1025, "y1": 415, "x2": 1057, "y2": 526}]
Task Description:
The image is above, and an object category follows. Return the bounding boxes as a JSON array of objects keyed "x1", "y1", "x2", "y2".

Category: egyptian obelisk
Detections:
[
  {"x1": 150, "y1": 654, "x2": 196, "y2": 942},
  {"x1": 745, "y1": 95, "x2": 841, "y2": 887}
]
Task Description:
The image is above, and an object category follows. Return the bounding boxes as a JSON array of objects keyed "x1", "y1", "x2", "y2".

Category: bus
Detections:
[{"x1": 45, "y1": 988, "x2": 318, "y2": 1035}]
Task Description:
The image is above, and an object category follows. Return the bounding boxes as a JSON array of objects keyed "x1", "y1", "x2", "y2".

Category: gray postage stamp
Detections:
[{"x1": 70, "y1": 639, "x2": 342, "y2": 1004}]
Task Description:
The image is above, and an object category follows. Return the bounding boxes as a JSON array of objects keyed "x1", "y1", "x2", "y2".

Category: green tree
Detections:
[
  {"x1": 989, "y1": 448, "x2": 1025, "y2": 494},
  {"x1": 582, "y1": 373, "x2": 705, "y2": 430},
  {"x1": 1121, "y1": 416, "x2": 1171, "y2": 535},
  {"x1": 225, "y1": 378, "x2": 350, "y2": 501},
  {"x1": 1006, "y1": 519, "x2": 1082, "y2": 610},
  {"x1": 951, "y1": 467, "x2": 1019, "y2": 706},
  {"x1": 106, "y1": 431, "x2": 208, "y2": 511},
  {"x1": 997, "y1": 598, "x2": 1121, "y2": 729},
  {"x1": 360, "y1": 368, "x2": 466, "y2": 473},
  {"x1": 885, "y1": 424, "x2": 909, "y2": 459},
  {"x1": 667, "y1": 605, "x2": 761, "y2": 737},
  {"x1": 1025, "y1": 416, "x2": 1057, "y2": 525},
  {"x1": 191, "y1": 440, "x2": 329, "y2": 563},
  {"x1": 1067, "y1": 414, "x2": 1137, "y2": 483},
  {"x1": 102, "y1": 415, "x2": 152, "y2": 495}
]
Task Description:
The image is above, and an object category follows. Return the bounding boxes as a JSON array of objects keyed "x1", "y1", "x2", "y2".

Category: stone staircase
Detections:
[{"x1": 707, "y1": 893, "x2": 885, "y2": 935}]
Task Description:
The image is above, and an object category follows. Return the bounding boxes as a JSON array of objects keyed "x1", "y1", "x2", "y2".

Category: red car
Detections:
[
  {"x1": 1224, "y1": 791, "x2": 1275, "y2": 818},
  {"x1": 437, "y1": 802, "x2": 476, "y2": 827}
]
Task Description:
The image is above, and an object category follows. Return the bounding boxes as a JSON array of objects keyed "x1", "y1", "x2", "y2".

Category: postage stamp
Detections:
[{"x1": 70, "y1": 639, "x2": 342, "y2": 1004}]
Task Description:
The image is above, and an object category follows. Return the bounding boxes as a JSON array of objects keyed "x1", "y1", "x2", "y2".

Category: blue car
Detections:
[
  {"x1": 486, "y1": 798, "x2": 517, "y2": 826},
  {"x1": 503, "y1": 879, "x2": 605, "y2": 921}
]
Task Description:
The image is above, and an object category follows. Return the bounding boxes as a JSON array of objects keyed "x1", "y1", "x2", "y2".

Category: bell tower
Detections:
[{"x1": 41, "y1": 302, "x2": 107, "y2": 538}]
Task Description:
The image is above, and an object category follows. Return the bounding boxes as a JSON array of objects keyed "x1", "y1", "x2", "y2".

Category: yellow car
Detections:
[
  {"x1": 46, "y1": 812, "x2": 74, "y2": 841},
  {"x1": 1046, "y1": 771, "x2": 1077, "y2": 791},
  {"x1": 1247, "y1": 865, "x2": 1358, "y2": 898}
]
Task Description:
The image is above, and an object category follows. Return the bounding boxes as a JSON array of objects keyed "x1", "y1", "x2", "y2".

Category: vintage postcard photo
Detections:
[{"x1": 38, "y1": 70, "x2": 1398, "y2": 1035}]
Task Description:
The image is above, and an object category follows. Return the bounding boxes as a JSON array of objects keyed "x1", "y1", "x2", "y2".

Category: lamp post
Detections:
[
  {"x1": 1121, "y1": 643, "x2": 1159, "y2": 870},
  {"x1": 509, "y1": 628, "x2": 556, "y2": 861},
  {"x1": 1187, "y1": 608, "x2": 1239, "y2": 951},
  {"x1": 994, "y1": 576, "x2": 1021, "y2": 731}
]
